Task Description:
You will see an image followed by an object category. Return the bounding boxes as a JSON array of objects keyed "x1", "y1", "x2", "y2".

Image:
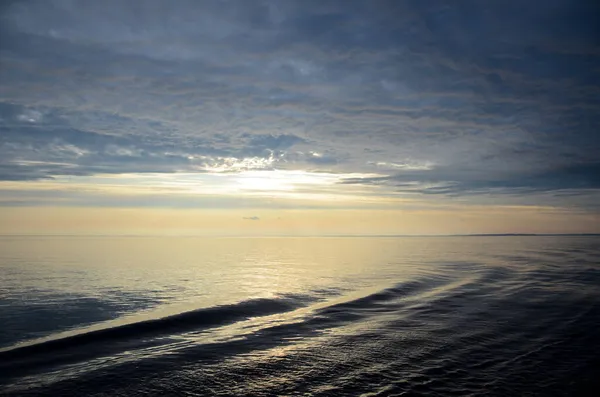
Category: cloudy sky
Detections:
[{"x1": 0, "y1": 0, "x2": 598, "y2": 235}]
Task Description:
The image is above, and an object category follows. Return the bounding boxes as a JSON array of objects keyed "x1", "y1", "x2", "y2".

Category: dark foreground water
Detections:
[{"x1": 0, "y1": 236, "x2": 599, "y2": 396}]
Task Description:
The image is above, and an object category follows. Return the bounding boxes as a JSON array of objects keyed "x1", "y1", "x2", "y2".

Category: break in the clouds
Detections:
[{"x1": 0, "y1": 0, "x2": 599, "y2": 209}]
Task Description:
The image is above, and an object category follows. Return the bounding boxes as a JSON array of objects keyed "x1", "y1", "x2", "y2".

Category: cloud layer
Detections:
[{"x1": 0, "y1": 0, "x2": 598, "y2": 210}]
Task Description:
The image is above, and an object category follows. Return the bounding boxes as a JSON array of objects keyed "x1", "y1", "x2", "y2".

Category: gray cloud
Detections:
[{"x1": 0, "y1": 0, "x2": 598, "y2": 208}]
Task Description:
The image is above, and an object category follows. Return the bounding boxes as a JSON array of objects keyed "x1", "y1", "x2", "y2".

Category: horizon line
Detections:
[{"x1": 1, "y1": 233, "x2": 599, "y2": 238}]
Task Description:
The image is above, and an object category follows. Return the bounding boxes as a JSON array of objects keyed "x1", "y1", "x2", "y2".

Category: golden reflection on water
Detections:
[{"x1": 0, "y1": 235, "x2": 546, "y2": 351}]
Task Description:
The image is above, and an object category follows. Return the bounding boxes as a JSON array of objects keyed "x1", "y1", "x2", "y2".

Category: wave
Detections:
[
  {"x1": 0, "y1": 294, "x2": 317, "y2": 379},
  {"x1": 3, "y1": 256, "x2": 600, "y2": 396},
  {"x1": 0, "y1": 277, "x2": 454, "y2": 384}
]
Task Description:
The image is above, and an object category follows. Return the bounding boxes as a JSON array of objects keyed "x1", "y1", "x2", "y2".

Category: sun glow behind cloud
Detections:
[{"x1": 0, "y1": 169, "x2": 391, "y2": 207}]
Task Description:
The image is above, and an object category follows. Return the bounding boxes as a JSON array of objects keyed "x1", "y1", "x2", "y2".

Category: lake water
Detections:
[{"x1": 1, "y1": 236, "x2": 599, "y2": 396}]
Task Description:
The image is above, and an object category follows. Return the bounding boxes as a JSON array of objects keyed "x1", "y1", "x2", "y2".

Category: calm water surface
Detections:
[{"x1": 1, "y1": 236, "x2": 599, "y2": 396}]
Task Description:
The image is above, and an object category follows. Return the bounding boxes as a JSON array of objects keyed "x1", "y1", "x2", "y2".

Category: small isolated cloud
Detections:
[
  {"x1": 17, "y1": 109, "x2": 44, "y2": 123},
  {"x1": 243, "y1": 216, "x2": 260, "y2": 221}
]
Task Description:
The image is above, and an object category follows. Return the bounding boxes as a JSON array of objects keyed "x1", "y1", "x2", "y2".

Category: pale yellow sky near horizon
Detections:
[{"x1": 1, "y1": 206, "x2": 598, "y2": 236}]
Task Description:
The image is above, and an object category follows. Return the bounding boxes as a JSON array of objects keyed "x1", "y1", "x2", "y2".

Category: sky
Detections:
[{"x1": 0, "y1": 0, "x2": 599, "y2": 235}]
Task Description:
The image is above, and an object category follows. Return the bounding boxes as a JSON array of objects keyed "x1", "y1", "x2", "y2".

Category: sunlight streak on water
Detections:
[{"x1": 1, "y1": 236, "x2": 599, "y2": 395}]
